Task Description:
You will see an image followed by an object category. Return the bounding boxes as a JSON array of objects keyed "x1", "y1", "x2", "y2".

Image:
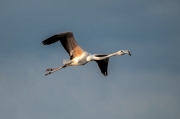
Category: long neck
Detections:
[{"x1": 93, "y1": 52, "x2": 117, "y2": 60}]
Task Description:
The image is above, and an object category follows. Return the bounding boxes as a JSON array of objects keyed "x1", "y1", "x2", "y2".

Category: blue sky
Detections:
[{"x1": 0, "y1": 0, "x2": 180, "y2": 119}]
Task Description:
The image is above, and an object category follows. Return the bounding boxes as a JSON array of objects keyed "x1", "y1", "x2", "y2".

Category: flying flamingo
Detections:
[{"x1": 42, "y1": 32, "x2": 131, "y2": 76}]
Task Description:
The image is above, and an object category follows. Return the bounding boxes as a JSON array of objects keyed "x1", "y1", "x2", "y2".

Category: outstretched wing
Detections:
[
  {"x1": 42, "y1": 32, "x2": 85, "y2": 59},
  {"x1": 94, "y1": 55, "x2": 109, "y2": 76}
]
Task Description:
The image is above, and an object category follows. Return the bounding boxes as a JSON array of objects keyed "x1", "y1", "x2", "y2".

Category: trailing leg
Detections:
[{"x1": 45, "y1": 65, "x2": 67, "y2": 76}]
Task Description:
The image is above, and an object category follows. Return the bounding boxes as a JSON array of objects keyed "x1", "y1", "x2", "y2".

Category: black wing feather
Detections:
[
  {"x1": 42, "y1": 32, "x2": 80, "y2": 58},
  {"x1": 94, "y1": 55, "x2": 109, "y2": 76}
]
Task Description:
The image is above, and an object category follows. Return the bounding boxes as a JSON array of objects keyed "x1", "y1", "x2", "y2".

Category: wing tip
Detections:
[
  {"x1": 103, "y1": 72, "x2": 108, "y2": 76},
  {"x1": 42, "y1": 41, "x2": 47, "y2": 45}
]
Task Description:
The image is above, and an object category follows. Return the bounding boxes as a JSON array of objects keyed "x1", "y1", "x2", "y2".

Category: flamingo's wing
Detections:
[
  {"x1": 94, "y1": 55, "x2": 109, "y2": 76},
  {"x1": 42, "y1": 32, "x2": 85, "y2": 59}
]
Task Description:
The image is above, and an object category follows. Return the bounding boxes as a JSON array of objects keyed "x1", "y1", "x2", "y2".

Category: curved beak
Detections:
[{"x1": 123, "y1": 50, "x2": 131, "y2": 56}]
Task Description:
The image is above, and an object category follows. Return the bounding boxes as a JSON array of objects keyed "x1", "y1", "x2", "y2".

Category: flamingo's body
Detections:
[{"x1": 42, "y1": 32, "x2": 131, "y2": 76}]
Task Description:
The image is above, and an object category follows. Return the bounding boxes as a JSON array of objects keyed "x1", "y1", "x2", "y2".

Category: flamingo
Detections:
[{"x1": 42, "y1": 32, "x2": 131, "y2": 76}]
